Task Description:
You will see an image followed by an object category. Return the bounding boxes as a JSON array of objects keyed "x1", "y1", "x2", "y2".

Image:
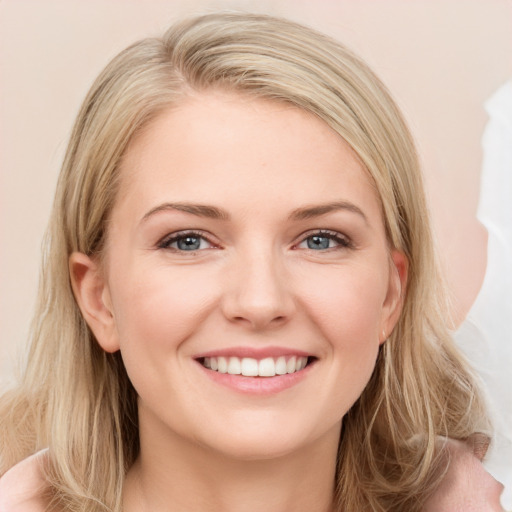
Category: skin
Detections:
[
  {"x1": 70, "y1": 90, "x2": 408, "y2": 511},
  {"x1": 0, "y1": 442, "x2": 503, "y2": 511},
  {"x1": 0, "y1": 441, "x2": 503, "y2": 511}
]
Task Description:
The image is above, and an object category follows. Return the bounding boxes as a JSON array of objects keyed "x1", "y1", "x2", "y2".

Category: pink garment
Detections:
[
  {"x1": 0, "y1": 443, "x2": 505, "y2": 511},
  {"x1": 422, "y1": 439, "x2": 505, "y2": 512},
  {"x1": 0, "y1": 450, "x2": 48, "y2": 512}
]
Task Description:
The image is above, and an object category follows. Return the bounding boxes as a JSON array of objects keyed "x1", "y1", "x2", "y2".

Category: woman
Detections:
[{"x1": 0, "y1": 12, "x2": 504, "y2": 512}]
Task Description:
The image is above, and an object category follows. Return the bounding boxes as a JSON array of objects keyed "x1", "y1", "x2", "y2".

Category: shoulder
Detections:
[
  {"x1": 0, "y1": 449, "x2": 50, "y2": 512},
  {"x1": 422, "y1": 438, "x2": 505, "y2": 512}
]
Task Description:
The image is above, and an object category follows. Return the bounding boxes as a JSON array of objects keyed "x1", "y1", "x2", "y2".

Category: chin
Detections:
[
  {"x1": 206, "y1": 434, "x2": 310, "y2": 462},
  {"x1": 195, "y1": 415, "x2": 341, "y2": 463}
]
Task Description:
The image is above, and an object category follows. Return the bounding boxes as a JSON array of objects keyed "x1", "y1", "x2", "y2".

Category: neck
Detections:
[{"x1": 124, "y1": 409, "x2": 339, "y2": 512}]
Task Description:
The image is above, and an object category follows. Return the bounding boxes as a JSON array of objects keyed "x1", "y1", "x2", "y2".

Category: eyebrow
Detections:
[
  {"x1": 141, "y1": 202, "x2": 231, "y2": 223},
  {"x1": 141, "y1": 200, "x2": 367, "y2": 224},
  {"x1": 288, "y1": 201, "x2": 368, "y2": 223}
]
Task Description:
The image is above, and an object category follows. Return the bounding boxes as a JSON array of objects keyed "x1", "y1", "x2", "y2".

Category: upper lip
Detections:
[{"x1": 193, "y1": 346, "x2": 313, "y2": 360}]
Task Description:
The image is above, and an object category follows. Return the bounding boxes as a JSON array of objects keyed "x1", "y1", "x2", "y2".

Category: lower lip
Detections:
[{"x1": 196, "y1": 361, "x2": 314, "y2": 395}]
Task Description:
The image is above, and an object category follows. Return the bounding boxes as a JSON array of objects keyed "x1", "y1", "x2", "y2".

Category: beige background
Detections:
[{"x1": 1, "y1": 0, "x2": 511, "y2": 390}]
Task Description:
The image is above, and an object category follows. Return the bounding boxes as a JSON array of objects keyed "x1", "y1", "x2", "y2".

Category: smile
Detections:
[{"x1": 201, "y1": 356, "x2": 309, "y2": 377}]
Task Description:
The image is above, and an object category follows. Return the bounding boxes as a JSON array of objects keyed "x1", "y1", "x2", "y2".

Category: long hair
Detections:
[{"x1": 0, "y1": 13, "x2": 490, "y2": 511}]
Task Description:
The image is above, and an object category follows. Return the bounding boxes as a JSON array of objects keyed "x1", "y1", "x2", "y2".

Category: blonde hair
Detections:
[{"x1": 0, "y1": 12, "x2": 489, "y2": 511}]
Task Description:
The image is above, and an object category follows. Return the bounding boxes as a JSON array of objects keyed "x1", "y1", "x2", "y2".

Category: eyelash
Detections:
[
  {"x1": 156, "y1": 229, "x2": 353, "y2": 253},
  {"x1": 157, "y1": 230, "x2": 216, "y2": 251},
  {"x1": 296, "y1": 230, "x2": 353, "y2": 251}
]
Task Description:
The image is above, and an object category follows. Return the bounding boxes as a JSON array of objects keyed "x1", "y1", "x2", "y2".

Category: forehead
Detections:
[{"x1": 115, "y1": 91, "x2": 381, "y2": 221}]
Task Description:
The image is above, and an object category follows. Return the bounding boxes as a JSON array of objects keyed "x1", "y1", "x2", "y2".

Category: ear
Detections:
[
  {"x1": 380, "y1": 250, "x2": 408, "y2": 344},
  {"x1": 69, "y1": 252, "x2": 120, "y2": 353}
]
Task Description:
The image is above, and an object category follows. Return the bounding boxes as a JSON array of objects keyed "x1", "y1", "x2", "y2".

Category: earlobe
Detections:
[
  {"x1": 69, "y1": 252, "x2": 120, "y2": 353},
  {"x1": 380, "y1": 250, "x2": 408, "y2": 344}
]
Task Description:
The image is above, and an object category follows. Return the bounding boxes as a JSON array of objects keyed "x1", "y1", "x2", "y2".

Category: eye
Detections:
[
  {"x1": 158, "y1": 231, "x2": 215, "y2": 252},
  {"x1": 296, "y1": 230, "x2": 352, "y2": 251}
]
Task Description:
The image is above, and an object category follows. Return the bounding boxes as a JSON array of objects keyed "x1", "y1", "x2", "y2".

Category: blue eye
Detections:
[
  {"x1": 158, "y1": 232, "x2": 213, "y2": 251},
  {"x1": 298, "y1": 231, "x2": 350, "y2": 251},
  {"x1": 175, "y1": 236, "x2": 202, "y2": 251}
]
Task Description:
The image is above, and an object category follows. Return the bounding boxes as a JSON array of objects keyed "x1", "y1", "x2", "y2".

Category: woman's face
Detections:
[{"x1": 73, "y1": 91, "x2": 405, "y2": 460}]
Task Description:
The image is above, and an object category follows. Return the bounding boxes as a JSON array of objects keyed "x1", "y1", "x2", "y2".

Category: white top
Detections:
[{"x1": 455, "y1": 80, "x2": 512, "y2": 510}]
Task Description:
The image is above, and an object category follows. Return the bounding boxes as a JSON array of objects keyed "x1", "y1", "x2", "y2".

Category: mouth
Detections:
[{"x1": 197, "y1": 355, "x2": 315, "y2": 377}]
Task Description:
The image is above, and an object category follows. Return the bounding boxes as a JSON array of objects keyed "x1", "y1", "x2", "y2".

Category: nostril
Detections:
[{"x1": 230, "y1": 314, "x2": 287, "y2": 327}]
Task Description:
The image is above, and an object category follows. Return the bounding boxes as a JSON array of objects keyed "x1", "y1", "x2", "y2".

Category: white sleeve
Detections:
[{"x1": 455, "y1": 80, "x2": 512, "y2": 511}]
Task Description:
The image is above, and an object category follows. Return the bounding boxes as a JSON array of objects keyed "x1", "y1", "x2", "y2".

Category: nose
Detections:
[{"x1": 221, "y1": 247, "x2": 296, "y2": 330}]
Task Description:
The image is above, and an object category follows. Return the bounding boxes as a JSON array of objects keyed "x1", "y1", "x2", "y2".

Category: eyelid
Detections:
[
  {"x1": 156, "y1": 228, "x2": 352, "y2": 252},
  {"x1": 157, "y1": 230, "x2": 219, "y2": 251},
  {"x1": 293, "y1": 229, "x2": 353, "y2": 250}
]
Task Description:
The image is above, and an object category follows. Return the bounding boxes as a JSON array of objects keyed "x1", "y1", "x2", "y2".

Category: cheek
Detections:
[
  {"x1": 297, "y1": 262, "x2": 388, "y2": 348},
  {"x1": 107, "y1": 263, "x2": 223, "y2": 418},
  {"x1": 294, "y1": 262, "x2": 388, "y2": 414},
  {"x1": 109, "y1": 263, "x2": 220, "y2": 360}
]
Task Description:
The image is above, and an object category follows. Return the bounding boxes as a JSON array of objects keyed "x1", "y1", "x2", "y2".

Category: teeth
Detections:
[
  {"x1": 201, "y1": 356, "x2": 309, "y2": 377},
  {"x1": 275, "y1": 356, "x2": 287, "y2": 375},
  {"x1": 228, "y1": 357, "x2": 241, "y2": 375},
  {"x1": 258, "y1": 357, "x2": 276, "y2": 377},
  {"x1": 241, "y1": 358, "x2": 259, "y2": 376},
  {"x1": 286, "y1": 356, "x2": 296, "y2": 374},
  {"x1": 217, "y1": 357, "x2": 228, "y2": 374}
]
